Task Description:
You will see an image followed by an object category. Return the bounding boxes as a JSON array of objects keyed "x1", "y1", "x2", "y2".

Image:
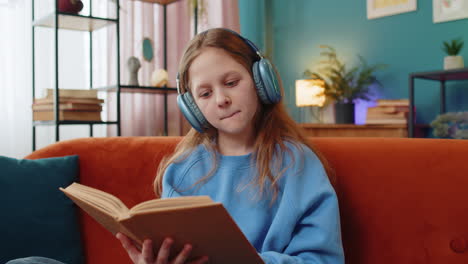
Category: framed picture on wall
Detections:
[
  {"x1": 433, "y1": 0, "x2": 468, "y2": 23},
  {"x1": 367, "y1": 0, "x2": 417, "y2": 20}
]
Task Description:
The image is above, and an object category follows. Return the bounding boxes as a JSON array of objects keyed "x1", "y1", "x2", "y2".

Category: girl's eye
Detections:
[
  {"x1": 199, "y1": 91, "x2": 211, "y2": 98},
  {"x1": 225, "y1": 80, "x2": 239, "y2": 87}
]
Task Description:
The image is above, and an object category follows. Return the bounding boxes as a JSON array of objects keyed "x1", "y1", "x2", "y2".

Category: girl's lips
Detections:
[{"x1": 221, "y1": 111, "x2": 240, "y2": 120}]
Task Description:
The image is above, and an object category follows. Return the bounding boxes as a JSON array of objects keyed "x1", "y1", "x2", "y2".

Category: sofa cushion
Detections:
[{"x1": 0, "y1": 155, "x2": 83, "y2": 264}]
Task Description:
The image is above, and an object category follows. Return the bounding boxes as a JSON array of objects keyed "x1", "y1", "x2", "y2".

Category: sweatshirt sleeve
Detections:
[
  {"x1": 259, "y1": 145, "x2": 345, "y2": 264},
  {"x1": 161, "y1": 162, "x2": 185, "y2": 198}
]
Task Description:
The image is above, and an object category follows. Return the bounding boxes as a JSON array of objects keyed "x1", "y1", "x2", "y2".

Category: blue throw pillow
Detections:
[{"x1": 0, "y1": 155, "x2": 84, "y2": 264}]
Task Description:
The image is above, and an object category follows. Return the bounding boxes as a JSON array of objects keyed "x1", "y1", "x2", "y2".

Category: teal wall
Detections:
[{"x1": 239, "y1": 0, "x2": 468, "y2": 126}]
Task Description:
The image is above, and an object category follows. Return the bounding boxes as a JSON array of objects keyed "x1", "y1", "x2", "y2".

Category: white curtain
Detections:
[
  {"x1": 0, "y1": 0, "x2": 109, "y2": 158},
  {"x1": 0, "y1": 0, "x2": 31, "y2": 158}
]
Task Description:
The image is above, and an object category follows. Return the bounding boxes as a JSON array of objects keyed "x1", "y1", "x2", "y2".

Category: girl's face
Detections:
[{"x1": 189, "y1": 47, "x2": 259, "y2": 138}]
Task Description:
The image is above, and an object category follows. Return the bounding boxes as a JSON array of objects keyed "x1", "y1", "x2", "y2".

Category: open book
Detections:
[{"x1": 60, "y1": 183, "x2": 264, "y2": 264}]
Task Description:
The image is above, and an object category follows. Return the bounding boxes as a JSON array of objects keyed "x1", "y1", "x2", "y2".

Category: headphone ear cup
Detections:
[
  {"x1": 252, "y1": 61, "x2": 271, "y2": 104},
  {"x1": 252, "y1": 59, "x2": 282, "y2": 104},
  {"x1": 177, "y1": 93, "x2": 208, "y2": 133}
]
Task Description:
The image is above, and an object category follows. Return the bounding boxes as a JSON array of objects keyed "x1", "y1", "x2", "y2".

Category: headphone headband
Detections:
[
  {"x1": 216, "y1": 28, "x2": 262, "y2": 58},
  {"x1": 177, "y1": 28, "x2": 262, "y2": 95}
]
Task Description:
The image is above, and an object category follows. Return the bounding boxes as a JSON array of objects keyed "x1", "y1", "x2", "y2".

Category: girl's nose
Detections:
[{"x1": 216, "y1": 93, "x2": 231, "y2": 107}]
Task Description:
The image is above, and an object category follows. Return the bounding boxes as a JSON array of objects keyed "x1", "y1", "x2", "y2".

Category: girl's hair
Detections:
[{"x1": 154, "y1": 28, "x2": 333, "y2": 200}]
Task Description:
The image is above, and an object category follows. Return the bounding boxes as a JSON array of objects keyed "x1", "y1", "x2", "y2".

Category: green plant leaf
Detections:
[
  {"x1": 442, "y1": 38, "x2": 464, "y2": 55},
  {"x1": 305, "y1": 45, "x2": 386, "y2": 102}
]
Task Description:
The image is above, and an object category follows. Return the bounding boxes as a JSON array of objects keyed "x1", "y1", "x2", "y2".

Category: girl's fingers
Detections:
[
  {"x1": 116, "y1": 233, "x2": 141, "y2": 263},
  {"x1": 156, "y1": 237, "x2": 173, "y2": 264},
  {"x1": 117, "y1": 233, "x2": 206, "y2": 264},
  {"x1": 171, "y1": 244, "x2": 193, "y2": 264},
  {"x1": 141, "y1": 239, "x2": 154, "y2": 263}
]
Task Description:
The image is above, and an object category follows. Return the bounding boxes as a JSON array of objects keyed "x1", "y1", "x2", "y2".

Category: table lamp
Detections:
[
  {"x1": 296, "y1": 79, "x2": 326, "y2": 107},
  {"x1": 296, "y1": 79, "x2": 326, "y2": 122}
]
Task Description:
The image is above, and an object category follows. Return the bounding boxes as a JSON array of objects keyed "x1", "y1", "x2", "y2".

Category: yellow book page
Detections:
[
  {"x1": 130, "y1": 196, "x2": 214, "y2": 214},
  {"x1": 61, "y1": 182, "x2": 129, "y2": 216}
]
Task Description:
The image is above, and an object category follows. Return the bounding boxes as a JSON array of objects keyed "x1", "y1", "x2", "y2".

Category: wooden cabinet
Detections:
[{"x1": 299, "y1": 124, "x2": 428, "y2": 138}]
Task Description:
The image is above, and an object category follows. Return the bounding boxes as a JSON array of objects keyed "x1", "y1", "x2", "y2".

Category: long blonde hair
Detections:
[{"x1": 154, "y1": 28, "x2": 332, "y2": 200}]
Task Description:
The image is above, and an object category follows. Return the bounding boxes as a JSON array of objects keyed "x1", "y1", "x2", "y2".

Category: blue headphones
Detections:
[{"x1": 176, "y1": 28, "x2": 282, "y2": 133}]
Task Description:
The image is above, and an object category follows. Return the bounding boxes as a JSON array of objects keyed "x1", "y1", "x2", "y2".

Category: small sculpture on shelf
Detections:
[
  {"x1": 127, "y1": 56, "x2": 141, "y2": 86},
  {"x1": 151, "y1": 69, "x2": 168, "y2": 87}
]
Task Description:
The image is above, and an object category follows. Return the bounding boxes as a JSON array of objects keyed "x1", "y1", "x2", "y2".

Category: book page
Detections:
[
  {"x1": 60, "y1": 183, "x2": 129, "y2": 216},
  {"x1": 129, "y1": 196, "x2": 214, "y2": 214}
]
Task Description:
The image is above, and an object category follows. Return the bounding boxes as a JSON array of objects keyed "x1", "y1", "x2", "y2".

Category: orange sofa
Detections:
[{"x1": 26, "y1": 137, "x2": 468, "y2": 264}]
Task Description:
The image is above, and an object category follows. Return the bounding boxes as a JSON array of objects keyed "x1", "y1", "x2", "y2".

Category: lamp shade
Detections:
[{"x1": 295, "y1": 79, "x2": 326, "y2": 107}]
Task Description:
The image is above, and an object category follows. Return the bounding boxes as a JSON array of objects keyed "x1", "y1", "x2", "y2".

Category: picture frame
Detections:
[
  {"x1": 367, "y1": 0, "x2": 417, "y2": 20},
  {"x1": 433, "y1": 0, "x2": 468, "y2": 23}
]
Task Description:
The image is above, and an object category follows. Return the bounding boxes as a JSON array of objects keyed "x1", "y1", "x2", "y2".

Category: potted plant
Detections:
[
  {"x1": 303, "y1": 45, "x2": 387, "y2": 124},
  {"x1": 442, "y1": 38, "x2": 464, "y2": 70},
  {"x1": 430, "y1": 112, "x2": 468, "y2": 139}
]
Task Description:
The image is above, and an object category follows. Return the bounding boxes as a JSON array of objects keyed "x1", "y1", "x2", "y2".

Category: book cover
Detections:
[
  {"x1": 60, "y1": 183, "x2": 264, "y2": 264},
  {"x1": 33, "y1": 111, "x2": 102, "y2": 121},
  {"x1": 365, "y1": 119, "x2": 407, "y2": 124},
  {"x1": 367, "y1": 105, "x2": 409, "y2": 114},
  {"x1": 34, "y1": 97, "x2": 105, "y2": 105},
  {"x1": 376, "y1": 99, "x2": 409, "y2": 106},
  {"x1": 46, "y1": 88, "x2": 98, "y2": 99},
  {"x1": 32, "y1": 103, "x2": 102, "y2": 111},
  {"x1": 366, "y1": 111, "x2": 407, "y2": 119}
]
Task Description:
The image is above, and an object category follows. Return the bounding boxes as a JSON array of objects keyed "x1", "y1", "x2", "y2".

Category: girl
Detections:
[
  {"x1": 7, "y1": 28, "x2": 344, "y2": 264},
  {"x1": 116, "y1": 28, "x2": 345, "y2": 264}
]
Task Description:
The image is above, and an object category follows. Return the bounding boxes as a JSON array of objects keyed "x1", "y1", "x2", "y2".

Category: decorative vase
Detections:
[
  {"x1": 127, "y1": 56, "x2": 141, "y2": 86},
  {"x1": 58, "y1": 0, "x2": 84, "y2": 14},
  {"x1": 334, "y1": 102, "x2": 355, "y2": 124},
  {"x1": 444, "y1": 56, "x2": 464, "y2": 70}
]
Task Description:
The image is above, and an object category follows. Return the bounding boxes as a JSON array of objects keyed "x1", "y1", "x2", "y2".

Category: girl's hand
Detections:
[{"x1": 116, "y1": 232, "x2": 209, "y2": 264}]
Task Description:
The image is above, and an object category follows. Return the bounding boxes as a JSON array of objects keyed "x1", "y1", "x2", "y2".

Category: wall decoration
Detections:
[
  {"x1": 433, "y1": 0, "x2": 468, "y2": 23},
  {"x1": 142, "y1": 38, "x2": 154, "y2": 62},
  {"x1": 367, "y1": 0, "x2": 417, "y2": 19}
]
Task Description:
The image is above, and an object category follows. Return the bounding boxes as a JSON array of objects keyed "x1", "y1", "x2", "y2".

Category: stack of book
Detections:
[
  {"x1": 365, "y1": 99, "x2": 410, "y2": 125},
  {"x1": 33, "y1": 89, "x2": 104, "y2": 121}
]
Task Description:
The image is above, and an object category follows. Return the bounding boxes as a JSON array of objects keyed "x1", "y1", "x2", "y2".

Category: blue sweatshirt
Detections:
[{"x1": 162, "y1": 142, "x2": 345, "y2": 264}]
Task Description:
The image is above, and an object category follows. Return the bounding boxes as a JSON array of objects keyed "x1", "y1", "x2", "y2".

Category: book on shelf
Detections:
[
  {"x1": 367, "y1": 105, "x2": 409, "y2": 114},
  {"x1": 366, "y1": 113, "x2": 408, "y2": 124},
  {"x1": 366, "y1": 99, "x2": 412, "y2": 125},
  {"x1": 365, "y1": 119, "x2": 407, "y2": 125},
  {"x1": 376, "y1": 99, "x2": 409, "y2": 106},
  {"x1": 34, "y1": 97, "x2": 104, "y2": 105},
  {"x1": 46, "y1": 88, "x2": 98, "y2": 99},
  {"x1": 33, "y1": 111, "x2": 102, "y2": 121},
  {"x1": 60, "y1": 183, "x2": 264, "y2": 264},
  {"x1": 366, "y1": 111, "x2": 407, "y2": 119},
  {"x1": 32, "y1": 102, "x2": 102, "y2": 111}
]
